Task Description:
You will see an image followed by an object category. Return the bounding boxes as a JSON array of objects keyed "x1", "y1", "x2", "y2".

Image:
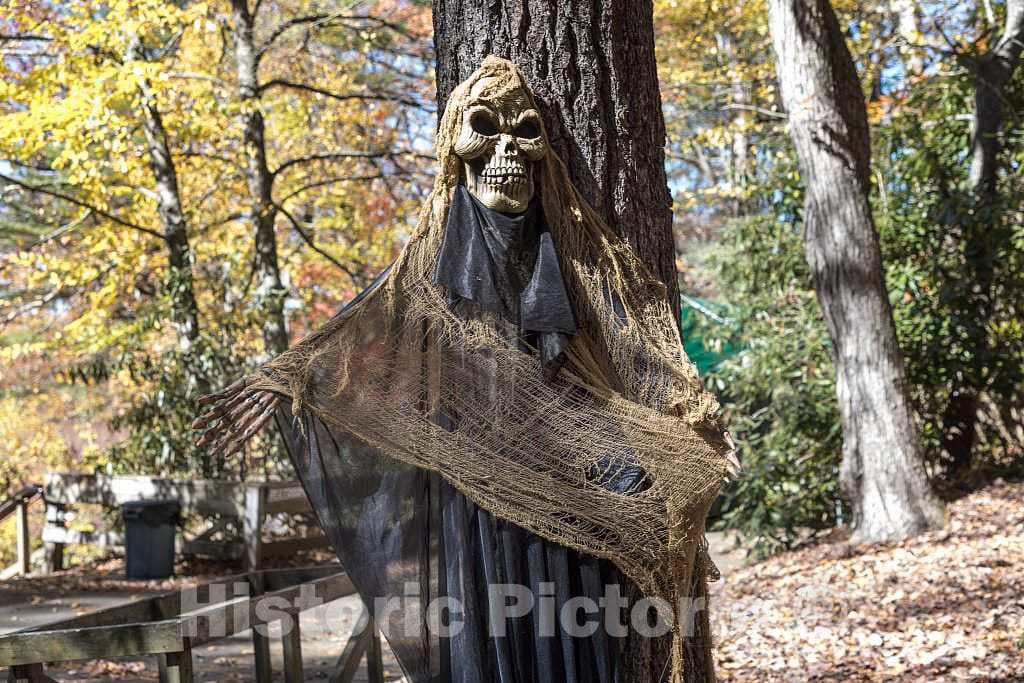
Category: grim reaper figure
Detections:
[{"x1": 195, "y1": 57, "x2": 736, "y2": 683}]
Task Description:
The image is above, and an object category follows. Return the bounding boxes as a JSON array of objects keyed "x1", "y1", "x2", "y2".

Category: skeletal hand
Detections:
[{"x1": 191, "y1": 377, "x2": 281, "y2": 457}]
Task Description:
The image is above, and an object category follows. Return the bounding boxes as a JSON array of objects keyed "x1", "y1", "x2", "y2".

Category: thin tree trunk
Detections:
[
  {"x1": 127, "y1": 38, "x2": 207, "y2": 395},
  {"x1": 942, "y1": 0, "x2": 1024, "y2": 477},
  {"x1": 716, "y1": 29, "x2": 753, "y2": 217},
  {"x1": 433, "y1": 0, "x2": 678, "y2": 308},
  {"x1": 231, "y1": 0, "x2": 289, "y2": 357},
  {"x1": 968, "y1": 0, "x2": 1024, "y2": 194},
  {"x1": 890, "y1": 0, "x2": 925, "y2": 76},
  {"x1": 768, "y1": 0, "x2": 944, "y2": 541},
  {"x1": 432, "y1": 2, "x2": 703, "y2": 680}
]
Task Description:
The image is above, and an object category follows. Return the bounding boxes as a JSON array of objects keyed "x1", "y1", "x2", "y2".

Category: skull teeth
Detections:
[{"x1": 481, "y1": 164, "x2": 527, "y2": 181}]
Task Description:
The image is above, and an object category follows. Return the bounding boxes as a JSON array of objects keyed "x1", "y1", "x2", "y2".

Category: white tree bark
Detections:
[{"x1": 231, "y1": 0, "x2": 289, "y2": 357}]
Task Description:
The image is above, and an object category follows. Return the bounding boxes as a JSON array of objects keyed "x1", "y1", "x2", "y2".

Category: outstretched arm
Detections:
[
  {"x1": 191, "y1": 377, "x2": 281, "y2": 457},
  {"x1": 191, "y1": 263, "x2": 394, "y2": 458}
]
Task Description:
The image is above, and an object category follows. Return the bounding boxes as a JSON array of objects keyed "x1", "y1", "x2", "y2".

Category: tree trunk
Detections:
[
  {"x1": 768, "y1": 0, "x2": 944, "y2": 541},
  {"x1": 432, "y1": 0, "x2": 678, "y2": 307},
  {"x1": 716, "y1": 29, "x2": 753, "y2": 217},
  {"x1": 941, "y1": 0, "x2": 1024, "y2": 478},
  {"x1": 968, "y1": 0, "x2": 1024, "y2": 194},
  {"x1": 432, "y1": 2, "x2": 702, "y2": 680},
  {"x1": 127, "y1": 37, "x2": 207, "y2": 396},
  {"x1": 231, "y1": 0, "x2": 289, "y2": 357},
  {"x1": 890, "y1": 0, "x2": 926, "y2": 76}
]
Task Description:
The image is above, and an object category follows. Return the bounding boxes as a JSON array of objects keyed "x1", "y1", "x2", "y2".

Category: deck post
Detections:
[
  {"x1": 157, "y1": 640, "x2": 195, "y2": 683},
  {"x1": 366, "y1": 617, "x2": 384, "y2": 683},
  {"x1": 42, "y1": 502, "x2": 66, "y2": 574},
  {"x1": 244, "y1": 484, "x2": 266, "y2": 572},
  {"x1": 15, "y1": 500, "x2": 30, "y2": 576},
  {"x1": 245, "y1": 485, "x2": 272, "y2": 683},
  {"x1": 281, "y1": 615, "x2": 303, "y2": 683}
]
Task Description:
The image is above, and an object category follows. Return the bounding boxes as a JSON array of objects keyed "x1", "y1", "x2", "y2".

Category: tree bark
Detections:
[
  {"x1": 768, "y1": 0, "x2": 945, "y2": 541},
  {"x1": 432, "y1": 0, "x2": 678, "y2": 307},
  {"x1": 968, "y1": 0, "x2": 1024, "y2": 194},
  {"x1": 127, "y1": 37, "x2": 207, "y2": 395},
  {"x1": 941, "y1": 0, "x2": 1024, "y2": 477},
  {"x1": 890, "y1": 0, "x2": 926, "y2": 76},
  {"x1": 432, "y1": 2, "x2": 699, "y2": 680},
  {"x1": 716, "y1": 29, "x2": 753, "y2": 217},
  {"x1": 231, "y1": 0, "x2": 289, "y2": 357}
]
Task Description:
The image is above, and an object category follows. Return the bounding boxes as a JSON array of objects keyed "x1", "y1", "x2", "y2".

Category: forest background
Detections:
[{"x1": 1, "y1": 0, "x2": 1022, "y2": 562}]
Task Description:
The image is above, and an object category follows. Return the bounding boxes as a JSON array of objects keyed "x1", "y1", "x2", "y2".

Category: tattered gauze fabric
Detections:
[{"x1": 237, "y1": 56, "x2": 734, "y2": 682}]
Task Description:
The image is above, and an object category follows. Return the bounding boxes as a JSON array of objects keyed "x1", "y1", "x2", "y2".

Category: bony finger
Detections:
[
  {"x1": 196, "y1": 377, "x2": 253, "y2": 405},
  {"x1": 195, "y1": 428, "x2": 221, "y2": 448}
]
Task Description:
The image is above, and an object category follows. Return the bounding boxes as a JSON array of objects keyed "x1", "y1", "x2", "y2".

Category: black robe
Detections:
[{"x1": 277, "y1": 187, "x2": 662, "y2": 682}]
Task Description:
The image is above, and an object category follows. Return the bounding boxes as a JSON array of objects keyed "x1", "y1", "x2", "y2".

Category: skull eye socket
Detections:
[
  {"x1": 470, "y1": 111, "x2": 499, "y2": 136},
  {"x1": 512, "y1": 119, "x2": 540, "y2": 139}
]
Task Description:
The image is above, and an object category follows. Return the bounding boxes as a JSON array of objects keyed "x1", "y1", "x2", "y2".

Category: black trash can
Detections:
[{"x1": 122, "y1": 500, "x2": 181, "y2": 579}]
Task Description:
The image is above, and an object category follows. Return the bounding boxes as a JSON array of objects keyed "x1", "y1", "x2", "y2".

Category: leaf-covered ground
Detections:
[
  {"x1": 713, "y1": 482, "x2": 1024, "y2": 682},
  {"x1": 3, "y1": 487, "x2": 1020, "y2": 681}
]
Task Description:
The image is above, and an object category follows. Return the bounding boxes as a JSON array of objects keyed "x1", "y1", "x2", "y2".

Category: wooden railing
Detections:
[
  {"x1": 0, "y1": 485, "x2": 42, "y2": 579},
  {"x1": 40, "y1": 473, "x2": 328, "y2": 572},
  {"x1": 0, "y1": 565, "x2": 385, "y2": 683}
]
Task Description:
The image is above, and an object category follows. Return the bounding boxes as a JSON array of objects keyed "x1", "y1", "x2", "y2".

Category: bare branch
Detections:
[
  {"x1": 342, "y1": 14, "x2": 430, "y2": 43},
  {"x1": 274, "y1": 202, "x2": 359, "y2": 281},
  {"x1": 0, "y1": 34, "x2": 52, "y2": 42},
  {"x1": 272, "y1": 149, "x2": 434, "y2": 178},
  {"x1": 178, "y1": 149, "x2": 243, "y2": 172},
  {"x1": 27, "y1": 209, "x2": 94, "y2": 249},
  {"x1": 258, "y1": 13, "x2": 329, "y2": 54},
  {"x1": 197, "y1": 212, "x2": 248, "y2": 232},
  {"x1": 2, "y1": 287, "x2": 70, "y2": 325},
  {"x1": 259, "y1": 78, "x2": 427, "y2": 109},
  {"x1": 0, "y1": 172, "x2": 165, "y2": 240},
  {"x1": 276, "y1": 173, "x2": 389, "y2": 204},
  {"x1": 166, "y1": 71, "x2": 230, "y2": 88},
  {"x1": 271, "y1": 151, "x2": 386, "y2": 177},
  {"x1": 258, "y1": 11, "x2": 429, "y2": 59},
  {"x1": 983, "y1": 0, "x2": 997, "y2": 30}
]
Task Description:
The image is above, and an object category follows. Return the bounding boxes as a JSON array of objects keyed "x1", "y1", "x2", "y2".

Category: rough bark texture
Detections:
[
  {"x1": 141, "y1": 100, "x2": 201, "y2": 345},
  {"x1": 768, "y1": 0, "x2": 945, "y2": 541},
  {"x1": 432, "y1": 2, "x2": 706, "y2": 681},
  {"x1": 128, "y1": 38, "x2": 207, "y2": 395},
  {"x1": 941, "y1": 0, "x2": 1024, "y2": 477},
  {"x1": 232, "y1": 0, "x2": 289, "y2": 357},
  {"x1": 433, "y1": 0, "x2": 678, "y2": 308}
]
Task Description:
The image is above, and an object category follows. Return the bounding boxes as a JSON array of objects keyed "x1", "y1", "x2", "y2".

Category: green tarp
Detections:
[{"x1": 680, "y1": 295, "x2": 738, "y2": 375}]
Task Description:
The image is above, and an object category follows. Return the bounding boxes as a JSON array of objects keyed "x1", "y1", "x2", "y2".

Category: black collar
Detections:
[{"x1": 433, "y1": 185, "x2": 576, "y2": 379}]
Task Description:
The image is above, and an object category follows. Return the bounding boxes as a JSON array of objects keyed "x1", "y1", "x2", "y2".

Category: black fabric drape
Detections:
[
  {"x1": 276, "y1": 188, "x2": 654, "y2": 682},
  {"x1": 434, "y1": 185, "x2": 576, "y2": 379}
]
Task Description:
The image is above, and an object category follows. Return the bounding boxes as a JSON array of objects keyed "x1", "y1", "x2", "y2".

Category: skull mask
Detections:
[{"x1": 453, "y1": 77, "x2": 548, "y2": 213}]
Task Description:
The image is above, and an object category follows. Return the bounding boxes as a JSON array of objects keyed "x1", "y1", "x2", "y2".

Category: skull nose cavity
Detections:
[{"x1": 499, "y1": 134, "x2": 520, "y2": 155}]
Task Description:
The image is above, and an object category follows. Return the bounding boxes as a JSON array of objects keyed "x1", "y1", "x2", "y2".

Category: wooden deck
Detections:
[{"x1": 0, "y1": 566, "x2": 387, "y2": 683}]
